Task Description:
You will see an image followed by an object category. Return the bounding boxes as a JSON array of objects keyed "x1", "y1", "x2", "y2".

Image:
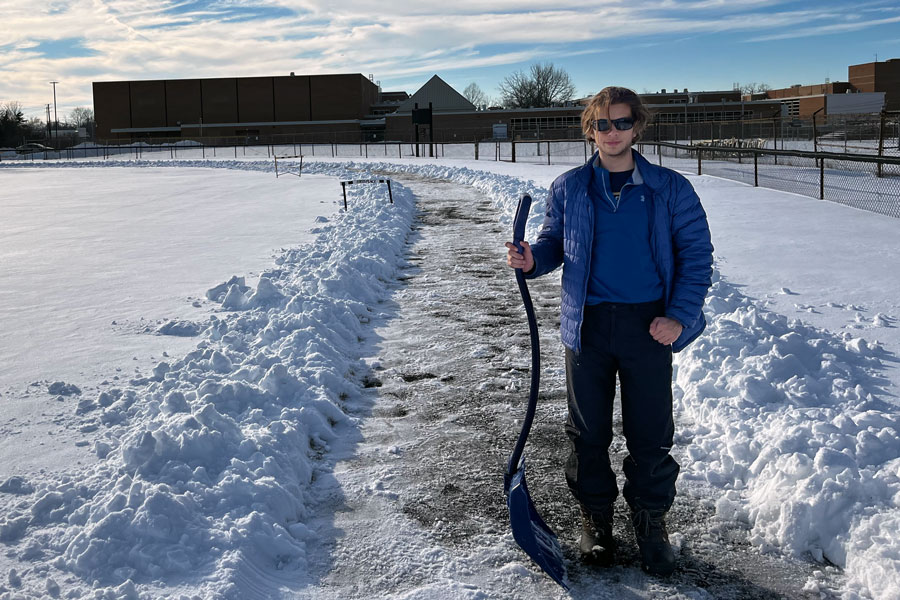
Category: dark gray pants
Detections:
[{"x1": 564, "y1": 300, "x2": 679, "y2": 514}]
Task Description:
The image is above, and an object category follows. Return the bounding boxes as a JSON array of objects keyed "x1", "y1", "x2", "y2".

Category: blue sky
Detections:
[{"x1": 2, "y1": 0, "x2": 899, "y2": 121}]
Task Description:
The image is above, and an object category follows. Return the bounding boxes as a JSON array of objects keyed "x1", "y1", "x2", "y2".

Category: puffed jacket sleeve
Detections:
[
  {"x1": 525, "y1": 176, "x2": 566, "y2": 279},
  {"x1": 666, "y1": 174, "x2": 713, "y2": 336}
]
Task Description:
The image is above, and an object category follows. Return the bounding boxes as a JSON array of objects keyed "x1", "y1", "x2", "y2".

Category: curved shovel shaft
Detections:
[
  {"x1": 504, "y1": 194, "x2": 568, "y2": 589},
  {"x1": 506, "y1": 194, "x2": 540, "y2": 477}
]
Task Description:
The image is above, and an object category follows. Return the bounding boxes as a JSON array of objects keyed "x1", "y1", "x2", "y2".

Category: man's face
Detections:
[{"x1": 592, "y1": 102, "x2": 636, "y2": 159}]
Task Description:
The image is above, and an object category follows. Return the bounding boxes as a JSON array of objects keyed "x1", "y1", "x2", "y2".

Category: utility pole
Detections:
[{"x1": 49, "y1": 81, "x2": 59, "y2": 146}]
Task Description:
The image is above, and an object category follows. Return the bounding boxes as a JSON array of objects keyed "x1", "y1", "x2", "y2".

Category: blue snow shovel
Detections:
[{"x1": 503, "y1": 194, "x2": 568, "y2": 589}]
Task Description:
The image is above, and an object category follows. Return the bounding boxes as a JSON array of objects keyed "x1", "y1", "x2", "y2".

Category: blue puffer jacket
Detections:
[{"x1": 527, "y1": 150, "x2": 713, "y2": 353}]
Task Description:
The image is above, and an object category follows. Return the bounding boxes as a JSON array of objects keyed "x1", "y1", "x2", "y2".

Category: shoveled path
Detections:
[{"x1": 293, "y1": 174, "x2": 842, "y2": 599}]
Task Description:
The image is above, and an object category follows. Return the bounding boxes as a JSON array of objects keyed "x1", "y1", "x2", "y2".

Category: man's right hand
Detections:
[{"x1": 505, "y1": 241, "x2": 534, "y2": 272}]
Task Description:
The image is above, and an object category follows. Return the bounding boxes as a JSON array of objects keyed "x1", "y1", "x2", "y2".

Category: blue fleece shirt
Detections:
[{"x1": 587, "y1": 164, "x2": 664, "y2": 305}]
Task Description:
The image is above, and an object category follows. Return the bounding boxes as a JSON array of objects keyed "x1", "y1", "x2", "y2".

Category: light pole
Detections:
[{"x1": 49, "y1": 81, "x2": 59, "y2": 146}]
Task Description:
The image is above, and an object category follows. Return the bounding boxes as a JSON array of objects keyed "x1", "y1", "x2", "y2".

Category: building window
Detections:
[{"x1": 510, "y1": 115, "x2": 580, "y2": 131}]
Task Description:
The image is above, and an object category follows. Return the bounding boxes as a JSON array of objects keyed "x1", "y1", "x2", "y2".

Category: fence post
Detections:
[
  {"x1": 386, "y1": 180, "x2": 393, "y2": 204},
  {"x1": 584, "y1": 139, "x2": 588, "y2": 163},
  {"x1": 754, "y1": 152, "x2": 759, "y2": 187},
  {"x1": 511, "y1": 141, "x2": 516, "y2": 163},
  {"x1": 820, "y1": 157, "x2": 825, "y2": 200},
  {"x1": 547, "y1": 141, "x2": 551, "y2": 166},
  {"x1": 475, "y1": 141, "x2": 479, "y2": 161},
  {"x1": 878, "y1": 112, "x2": 886, "y2": 178},
  {"x1": 697, "y1": 148, "x2": 702, "y2": 176},
  {"x1": 341, "y1": 181, "x2": 348, "y2": 210}
]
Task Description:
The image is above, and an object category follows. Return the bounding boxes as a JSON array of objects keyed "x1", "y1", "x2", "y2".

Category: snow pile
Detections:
[
  {"x1": 340, "y1": 161, "x2": 552, "y2": 238},
  {"x1": 3, "y1": 157, "x2": 899, "y2": 599},
  {"x1": 676, "y1": 268, "x2": 900, "y2": 599},
  {"x1": 347, "y1": 158, "x2": 900, "y2": 600},
  {"x1": 0, "y1": 164, "x2": 413, "y2": 598}
]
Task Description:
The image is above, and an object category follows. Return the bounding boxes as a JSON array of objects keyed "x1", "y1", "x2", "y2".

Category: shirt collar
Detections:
[{"x1": 592, "y1": 149, "x2": 643, "y2": 186}]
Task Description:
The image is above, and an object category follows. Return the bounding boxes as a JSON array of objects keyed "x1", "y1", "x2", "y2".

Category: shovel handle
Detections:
[
  {"x1": 506, "y1": 195, "x2": 540, "y2": 479},
  {"x1": 512, "y1": 194, "x2": 531, "y2": 254}
]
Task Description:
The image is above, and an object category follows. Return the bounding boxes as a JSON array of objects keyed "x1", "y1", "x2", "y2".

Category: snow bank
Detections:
[
  {"x1": 676, "y1": 269, "x2": 900, "y2": 599},
  {"x1": 3, "y1": 157, "x2": 898, "y2": 599},
  {"x1": 337, "y1": 160, "x2": 900, "y2": 600},
  {"x1": 0, "y1": 160, "x2": 414, "y2": 598},
  {"x1": 336, "y1": 159, "x2": 900, "y2": 600}
]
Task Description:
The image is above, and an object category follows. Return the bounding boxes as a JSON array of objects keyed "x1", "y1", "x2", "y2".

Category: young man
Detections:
[{"x1": 505, "y1": 86, "x2": 713, "y2": 575}]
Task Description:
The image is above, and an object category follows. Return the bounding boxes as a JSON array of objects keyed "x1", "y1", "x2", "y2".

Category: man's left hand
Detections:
[{"x1": 650, "y1": 317, "x2": 682, "y2": 346}]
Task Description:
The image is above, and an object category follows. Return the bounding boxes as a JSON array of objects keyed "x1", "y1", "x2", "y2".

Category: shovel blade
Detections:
[{"x1": 506, "y1": 462, "x2": 568, "y2": 589}]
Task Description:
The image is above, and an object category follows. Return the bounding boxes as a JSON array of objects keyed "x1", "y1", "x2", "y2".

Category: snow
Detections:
[{"x1": 0, "y1": 154, "x2": 898, "y2": 599}]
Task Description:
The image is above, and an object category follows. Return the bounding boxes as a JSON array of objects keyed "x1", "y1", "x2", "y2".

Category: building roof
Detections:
[{"x1": 396, "y1": 75, "x2": 475, "y2": 113}]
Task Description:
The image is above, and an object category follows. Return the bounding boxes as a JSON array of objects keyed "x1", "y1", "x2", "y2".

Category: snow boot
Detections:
[
  {"x1": 631, "y1": 508, "x2": 676, "y2": 576},
  {"x1": 579, "y1": 505, "x2": 615, "y2": 566}
]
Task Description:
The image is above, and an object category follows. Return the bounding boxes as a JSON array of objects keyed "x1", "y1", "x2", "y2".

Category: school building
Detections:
[{"x1": 92, "y1": 58, "x2": 896, "y2": 144}]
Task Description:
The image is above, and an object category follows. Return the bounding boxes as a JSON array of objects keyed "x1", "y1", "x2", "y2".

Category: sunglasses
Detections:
[{"x1": 592, "y1": 117, "x2": 635, "y2": 132}]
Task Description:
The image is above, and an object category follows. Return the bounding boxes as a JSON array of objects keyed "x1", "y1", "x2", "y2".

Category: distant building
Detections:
[
  {"x1": 93, "y1": 73, "x2": 382, "y2": 142},
  {"x1": 92, "y1": 59, "x2": 898, "y2": 145},
  {"x1": 849, "y1": 58, "x2": 900, "y2": 111},
  {"x1": 758, "y1": 58, "x2": 896, "y2": 118},
  {"x1": 638, "y1": 88, "x2": 782, "y2": 125}
]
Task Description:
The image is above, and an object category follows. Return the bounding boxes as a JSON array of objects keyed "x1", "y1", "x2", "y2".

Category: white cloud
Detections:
[
  {"x1": 2, "y1": 0, "x2": 895, "y2": 119},
  {"x1": 746, "y1": 14, "x2": 900, "y2": 41}
]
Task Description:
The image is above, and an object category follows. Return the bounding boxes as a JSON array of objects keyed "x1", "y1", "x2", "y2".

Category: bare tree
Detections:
[
  {"x1": 735, "y1": 82, "x2": 771, "y2": 95},
  {"x1": 498, "y1": 62, "x2": 576, "y2": 108},
  {"x1": 69, "y1": 107, "x2": 94, "y2": 127},
  {"x1": 463, "y1": 83, "x2": 490, "y2": 110}
]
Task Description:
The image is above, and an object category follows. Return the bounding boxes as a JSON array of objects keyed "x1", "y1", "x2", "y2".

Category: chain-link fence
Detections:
[
  {"x1": 8, "y1": 136, "x2": 899, "y2": 219},
  {"x1": 651, "y1": 113, "x2": 900, "y2": 158},
  {"x1": 640, "y1": 142, "x2": 900, "y2": 218}
]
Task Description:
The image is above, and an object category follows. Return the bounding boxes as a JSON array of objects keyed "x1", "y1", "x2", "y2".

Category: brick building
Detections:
[
  {"x1": 92, "y1": 59, "x2": 898, "y2": 145},
  {"x1": 849, "y1": 58, "x2": 900, "y2": 111},
  {"x1": 757, "y1": 58, "x2": 897, "y2": 118},
  {"x1": 93, "y1": 73, "x2": 380, "y2": 142}
]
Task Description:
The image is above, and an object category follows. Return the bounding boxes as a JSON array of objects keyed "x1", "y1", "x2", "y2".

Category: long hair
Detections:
[{"x1": 581, "y1": 86, "x2": 651, "y2": 142}]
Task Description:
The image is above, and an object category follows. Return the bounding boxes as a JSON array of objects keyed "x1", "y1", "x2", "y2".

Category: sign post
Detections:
[{"x1": 412, "y1": 102, "x2": 433, "y2": 158}]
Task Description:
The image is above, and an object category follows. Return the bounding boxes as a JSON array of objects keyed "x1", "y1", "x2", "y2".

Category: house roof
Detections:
[{"x1": 396, "y1": 75, "x2": 475, "y2": 113}]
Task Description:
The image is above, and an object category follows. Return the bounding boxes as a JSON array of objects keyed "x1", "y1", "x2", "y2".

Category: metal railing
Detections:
[
  {"x1": 639, "y1": 142, "x2": 900, "y2": 219},
  {"x1": 5, "y1": 137, "x2": 898, "y2": 219}
]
